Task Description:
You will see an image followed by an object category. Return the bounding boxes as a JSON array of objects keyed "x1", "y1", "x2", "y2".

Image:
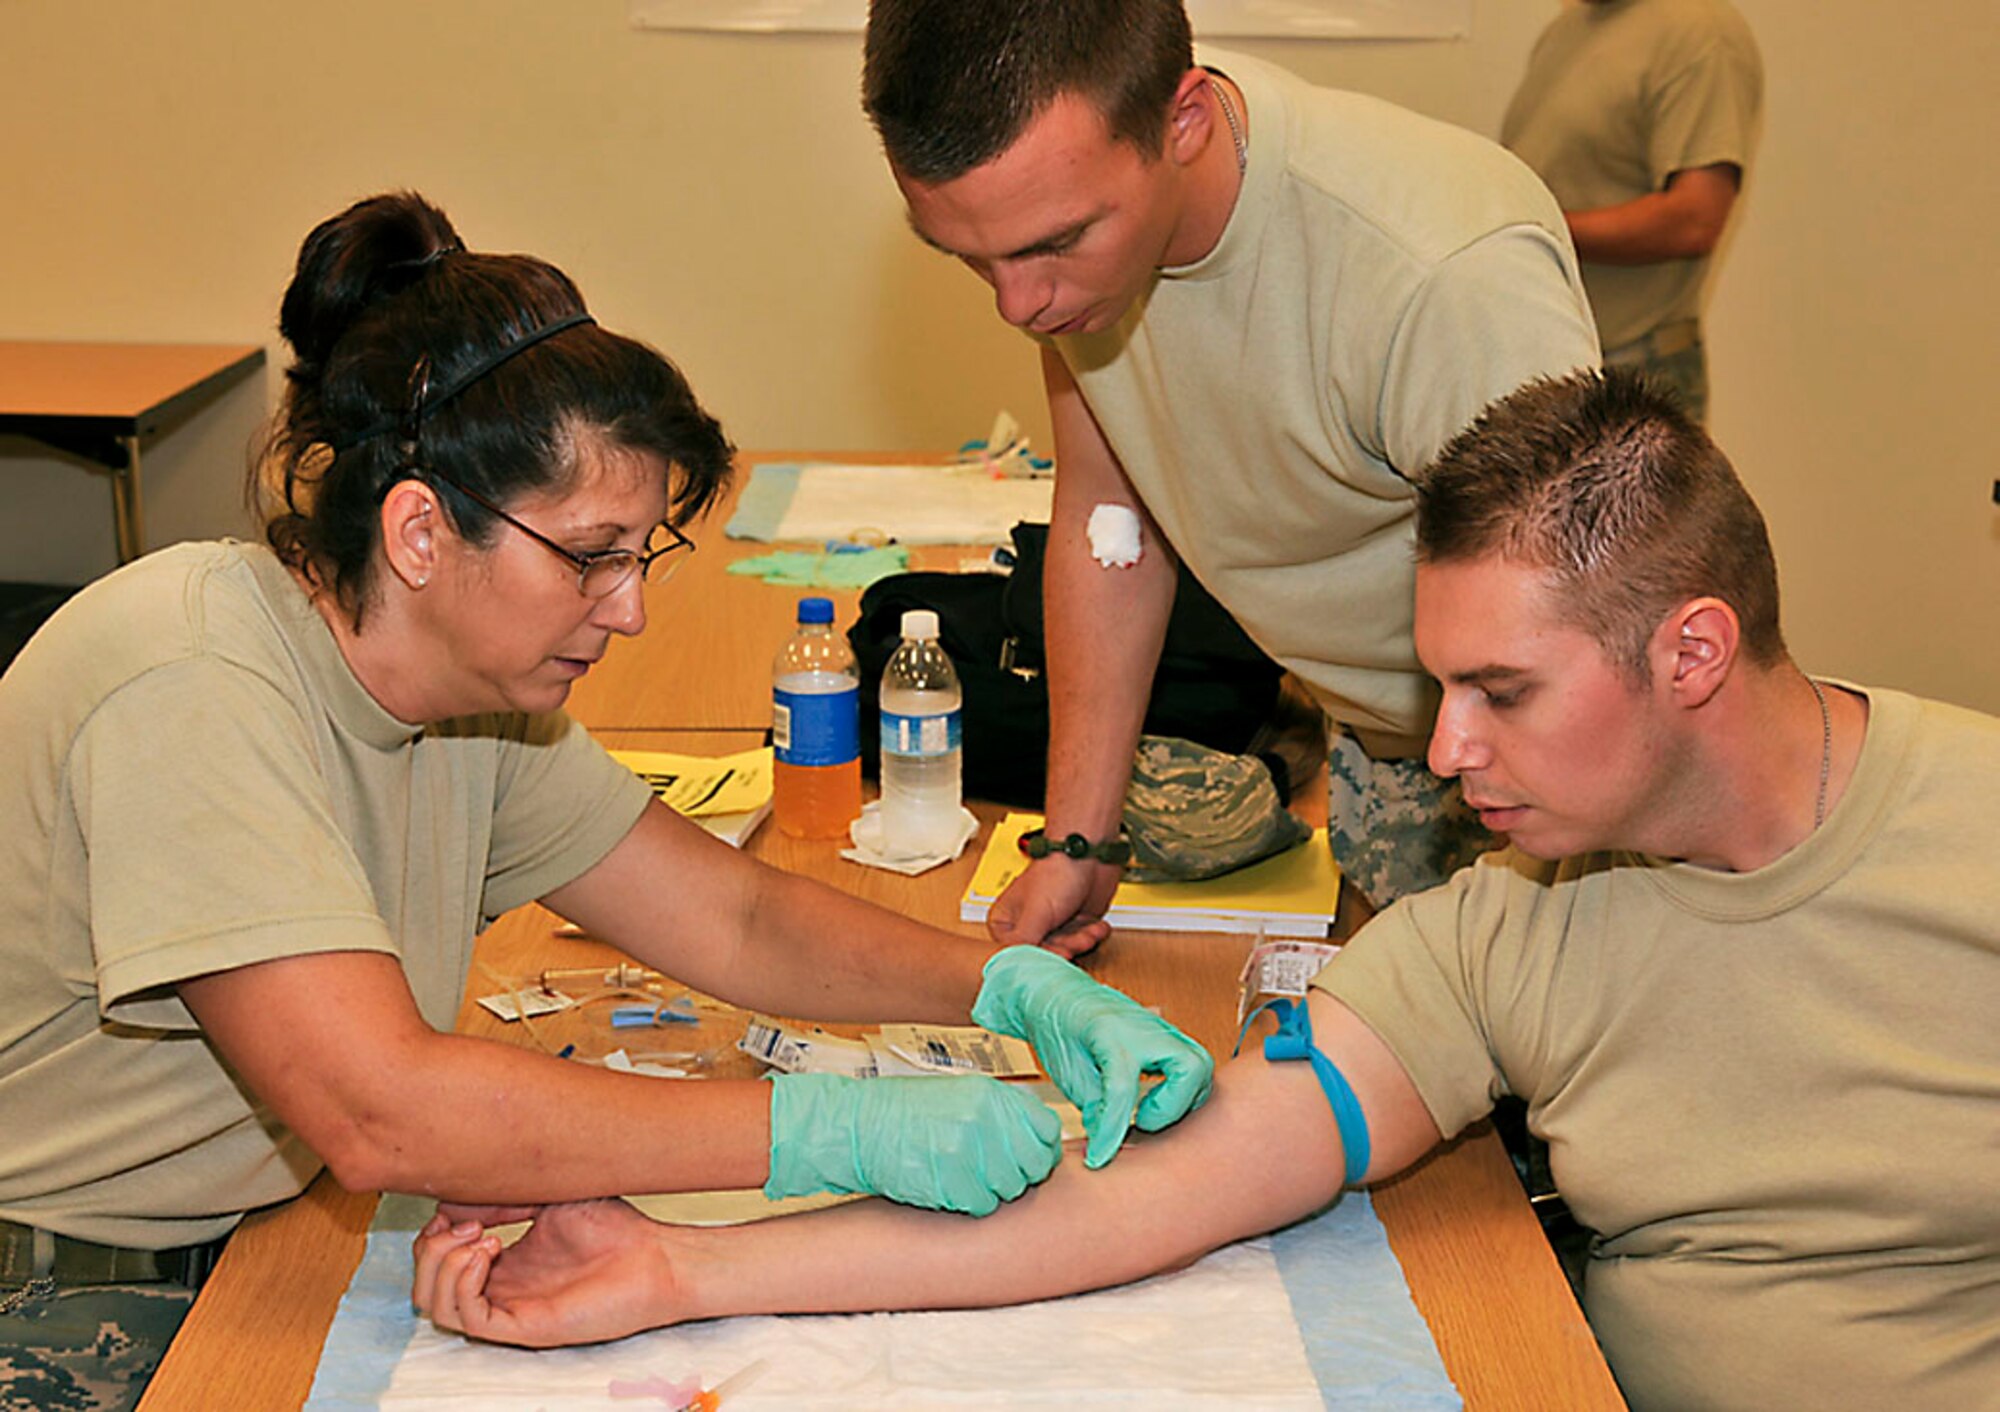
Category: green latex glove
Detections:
[
  {"x1": 765, "y1": 1072, "x2": 1062, "y2": 1216},
  {"x1": 725, "y1": 546, "x2": 911, "y2": 589},
  {"x1": 971, "y1": 946, "x2": 1216, "y2": 1169}
]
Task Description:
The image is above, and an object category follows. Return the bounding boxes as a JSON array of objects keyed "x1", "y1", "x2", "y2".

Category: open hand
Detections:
[{"x1": 412, "y1": 1200, "x2": 685, "y2": 1348}]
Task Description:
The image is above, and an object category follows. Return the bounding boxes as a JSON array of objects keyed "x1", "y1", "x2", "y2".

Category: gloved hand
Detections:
[
  {"x1": 764, "y1": 1072, "x2": 1062, "y2": 1216},
  {"x1": 971, "y1": 945, "x2": 1215, "y2": 1169}
]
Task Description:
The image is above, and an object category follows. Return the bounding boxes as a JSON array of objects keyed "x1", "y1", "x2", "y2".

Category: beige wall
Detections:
[{"x1": 4, "y1": 1, "x2": 1995, "y2": 710}]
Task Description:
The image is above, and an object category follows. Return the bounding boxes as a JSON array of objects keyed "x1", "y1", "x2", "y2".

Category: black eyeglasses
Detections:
[{"x1": 397, "y1": 357, "x2": 694, "y2": 600}]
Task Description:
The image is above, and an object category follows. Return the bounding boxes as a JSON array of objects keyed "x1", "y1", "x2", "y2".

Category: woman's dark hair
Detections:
[{"x1": 255, "y1": 191, "x2": 734, "y2": 619}]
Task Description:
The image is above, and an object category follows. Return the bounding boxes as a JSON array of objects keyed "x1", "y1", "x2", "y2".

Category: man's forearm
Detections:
[
  {"x1": 1037, "y1": 344, "x2": 1177, "y2": 839},
  {"x1": 1566, "y1": 165, "x2": 1740, "y2": 265},
  {"x1": 1040, "y1": 496, "x2": 1177, "y2": 837},
  {"x1": 410, "y1": 995, "x2": 1441, "y2": 1346},
  {"x1": 675, "y1": 1056, "x2": 1347, "y2": 1321}
]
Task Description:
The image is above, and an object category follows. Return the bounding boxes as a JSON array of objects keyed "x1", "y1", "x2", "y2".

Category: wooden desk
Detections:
[
  {"x1": 0, "y1": 340, "x2": 266, "y2": 563},
  {"x1": 140, "y1": 458, "x2": 1625, "y2": 1409},
  {"x1": 563, "y1": 453, "x2": 987, "y2": 731}
]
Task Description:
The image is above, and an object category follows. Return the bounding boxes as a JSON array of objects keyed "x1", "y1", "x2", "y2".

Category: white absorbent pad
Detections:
[
  {"x1": 726, "y1": 462, "x2": 1055, "y2": 547},
  {"x1": 304, "y1": 1190, "x2": 1460, "y2": 1410}
]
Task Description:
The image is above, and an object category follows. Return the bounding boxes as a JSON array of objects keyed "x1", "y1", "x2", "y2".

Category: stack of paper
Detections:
[
  {"x1": 611, "y1": 746, "x2": 773, "y2": 847},
  {"x1": 961, "y1": 813, "x2": 1339, "y2": 938}
]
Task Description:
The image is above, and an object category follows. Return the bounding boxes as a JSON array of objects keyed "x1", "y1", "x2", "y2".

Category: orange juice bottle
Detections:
[{"x1": 771, "y1": 597, "x2": 861, "y2": 838}]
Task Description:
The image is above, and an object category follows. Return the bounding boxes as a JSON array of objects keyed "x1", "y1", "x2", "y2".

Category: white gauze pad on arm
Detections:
[{"x1": 1086, "y1": 502, "x2": 1144, "y2": 567}]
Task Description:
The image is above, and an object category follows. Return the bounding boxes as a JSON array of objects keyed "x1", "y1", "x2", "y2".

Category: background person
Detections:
[
  {"x1": 863, "y1": 0, "x2": 1600, "y2": 939},
  {"x1": 1503, "y1": 0, "x2": 1763, "y2": 421},
  {"x1": 415, "y1": 370, "x2": 2000, "y2": 1411},
  {"x1": 0, "y1": 191, "x2": 1210, "y2": 1408}
]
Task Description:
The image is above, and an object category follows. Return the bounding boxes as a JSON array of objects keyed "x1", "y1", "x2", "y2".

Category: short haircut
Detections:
[
  {"x1": 1417, "y1": 369, "x2": 1786, "y2": 683},
  {"x1": 864, "y1": 0, "x2": 1194, "y2": 183}
]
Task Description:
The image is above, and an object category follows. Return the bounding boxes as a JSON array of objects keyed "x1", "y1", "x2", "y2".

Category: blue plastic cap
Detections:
[{"x1": 797, "y1": 597, "x2": 834, "y2": 624}]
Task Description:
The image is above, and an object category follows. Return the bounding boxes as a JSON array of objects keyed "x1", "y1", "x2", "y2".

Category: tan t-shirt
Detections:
[
  {"x1": 1502, "y1": 0, "x2": 1763, "y2": 350},
  {"x1": 1314, "y1": 686, "x2": 2000, "y2": 1409},
  {"x1": 0, "y1": 541, "x2": 651, "y2": 1247},
  {"x1": 1058, "y1": 48, "x2": 1599, "y2": 743}
]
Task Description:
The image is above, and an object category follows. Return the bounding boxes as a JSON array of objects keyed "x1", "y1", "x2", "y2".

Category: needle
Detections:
[{"x1": 678, "y1": 1358, "x2": 768, "y2": 1412}]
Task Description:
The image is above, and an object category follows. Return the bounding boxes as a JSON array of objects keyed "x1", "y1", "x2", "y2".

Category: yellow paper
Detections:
[
  {"x1": 612, "y1": 746, "x2": 773, "y2": 817},
  {"x1": 963, "y1": 812, "x2": 1338, "y2": 936}
]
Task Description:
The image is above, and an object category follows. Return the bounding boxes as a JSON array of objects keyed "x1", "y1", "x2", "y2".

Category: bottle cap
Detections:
[
  {"x1": 797, "y1": 597, "x2": 835, "y2": 624},
  {"x1": 901, "y1": 609, "x2": 940, "y2": 640}
]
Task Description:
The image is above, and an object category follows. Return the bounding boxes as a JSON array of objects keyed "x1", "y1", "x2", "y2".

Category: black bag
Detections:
[{"x1": 850, "y1": 522, "x2": 1283, "y2": 807}]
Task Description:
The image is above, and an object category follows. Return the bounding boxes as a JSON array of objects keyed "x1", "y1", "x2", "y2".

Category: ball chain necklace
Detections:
[
  {"x1": 1806, "y1": 676, "x2": 1832, "y2": 830},
  {"x1": 1211, "y1": 75, "x2": 1247, "y2": 174}
]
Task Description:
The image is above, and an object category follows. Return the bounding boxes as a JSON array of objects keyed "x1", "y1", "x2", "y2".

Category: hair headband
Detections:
[{"x1": 330, "y1": 311, "x2": 596, "y2": 453}]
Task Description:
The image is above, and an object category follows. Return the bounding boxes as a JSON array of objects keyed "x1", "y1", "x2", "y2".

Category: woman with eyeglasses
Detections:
[{"x1": 0, "y1": 191, "x2": 1211, "y2": 1407}]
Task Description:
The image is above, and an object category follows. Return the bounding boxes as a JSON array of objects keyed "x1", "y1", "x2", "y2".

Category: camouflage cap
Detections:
[{"x1": 1121, "y1": 735, "x2": 1311, "y2": 883}]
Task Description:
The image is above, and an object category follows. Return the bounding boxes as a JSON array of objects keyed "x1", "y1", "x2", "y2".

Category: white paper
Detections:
[
  {"x1": 739, "y1": 1018, "x2": 1040, "y2": 1081},
  {"x1": 475, "y1": 990, "x2": 576, "y2": 1023},
  {"x1": 781, "y1": 464, "x2": 1053, "y2": 546}
]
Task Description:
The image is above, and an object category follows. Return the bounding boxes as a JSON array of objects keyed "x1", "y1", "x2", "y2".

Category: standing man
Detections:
[
  {"x1": 862, "y1": 0, "x2": 1599, "y2": 937},
  {"x1": 1504, "y1": 0, "x2": 1763, "y2": 422}
]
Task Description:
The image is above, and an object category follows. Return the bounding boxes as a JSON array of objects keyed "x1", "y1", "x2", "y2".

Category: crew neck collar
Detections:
[
  {"x1": 1161, "y1": 46, "x2": 1283, "y2": 284},
  {"x1": 1635, "y1": 683, "x2": 1911, "y2": 921},
  {"x1": 242, "y1": 542, "x2": 426, "y2": 752}
]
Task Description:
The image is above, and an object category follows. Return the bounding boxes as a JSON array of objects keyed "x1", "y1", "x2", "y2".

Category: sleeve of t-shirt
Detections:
[
  {"x1": 1379, "y1": 227, "x2": 1602, "y2": 480},
  {"x1": 70, "y1": 658, "x2": 397, "y2": 1030},
  {"x1": 1309, "y1": 857, "x2": 1528, "y2": 1140},
  {"x1": 480, "y1": 712, "x2": 653, "y2": 920},
  {"x1": 1646, "y1": 33, "x2": 1763, "y2": 185}
]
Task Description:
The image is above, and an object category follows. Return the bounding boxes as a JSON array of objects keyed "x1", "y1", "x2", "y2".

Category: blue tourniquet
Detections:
[{"x1": 1240, "y1": 997, "x2": 1372, "y2": 1186}]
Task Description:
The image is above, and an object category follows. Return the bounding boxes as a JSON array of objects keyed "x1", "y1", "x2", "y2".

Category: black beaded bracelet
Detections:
[{"x1": 1016, "y1": 827, "x2": 1132, "y2": 866}]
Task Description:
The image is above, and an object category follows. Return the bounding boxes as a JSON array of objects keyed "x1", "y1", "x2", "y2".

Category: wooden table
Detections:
[
  {"x1": 563, "y1": 451, "x2": 998, "y2": 733},
  {"x1": 0, "y1": 341, "x2": 266, "y2": 563},
  {"x1": 139, "y1": 458, "x2": 1625, "y2": 1410}
]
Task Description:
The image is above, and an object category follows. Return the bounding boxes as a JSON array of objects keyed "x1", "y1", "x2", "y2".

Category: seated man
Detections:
[{"x1": 411, "y1": 370, "x2": 2000, "y2": 1410}]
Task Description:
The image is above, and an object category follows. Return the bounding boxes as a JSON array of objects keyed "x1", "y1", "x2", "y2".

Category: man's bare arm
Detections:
[
  {"x1": 1565, "y1": 163, "x2": 1741, "y2": 265},
  {"x1": 414, "y1": 992, "x2": 1444, "y2": 1345},
  {"x1": 987, "y1": 346, "x2": 1177, "y2": 953}
]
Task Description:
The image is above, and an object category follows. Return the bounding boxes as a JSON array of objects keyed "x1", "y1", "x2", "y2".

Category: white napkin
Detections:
[{"x1": 843, "y1": 801, "x2": 980, "y2": 876}]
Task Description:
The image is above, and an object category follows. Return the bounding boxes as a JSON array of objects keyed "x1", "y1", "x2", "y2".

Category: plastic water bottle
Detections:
[
  {"x1": 878, "y1": 609, "x2": 963, "y2": 855},
  {"x1": 772, "y1": 597, "x2": 861, "y2": 839}
]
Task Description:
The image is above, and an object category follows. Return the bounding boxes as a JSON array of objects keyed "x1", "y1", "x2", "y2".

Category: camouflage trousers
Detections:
[
  {"x1": 1604, "y1": 321, "x2": 1709, "y2": 424},
  {"x1": 1325, "y1": 726, "x2": 1496, "y2": 909},
  {"x1": 1, "y1": 1282, "x2": 193, "y2": 1412}
]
